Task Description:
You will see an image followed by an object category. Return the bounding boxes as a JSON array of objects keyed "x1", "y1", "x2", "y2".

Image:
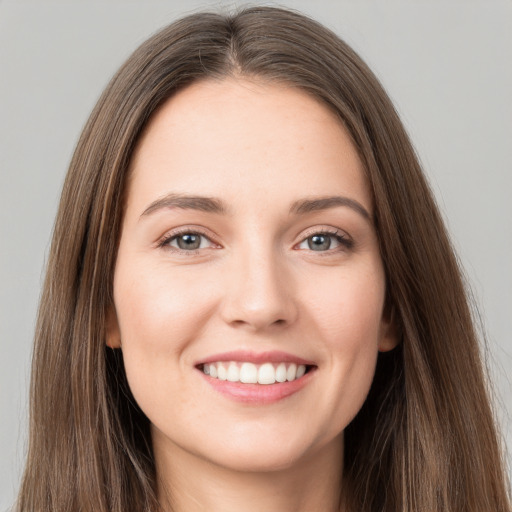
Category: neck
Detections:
[{"x1": 154, "y1": 435, "x2": 345, "y2": 512}]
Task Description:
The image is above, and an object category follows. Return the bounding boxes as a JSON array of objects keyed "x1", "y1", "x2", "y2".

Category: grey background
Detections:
[{"x1": 1, "y1": 1, "x2": 511, "y2": 509}]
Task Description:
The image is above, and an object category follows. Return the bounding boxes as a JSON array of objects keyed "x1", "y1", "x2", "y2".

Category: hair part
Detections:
[{"x1": 17, "y1": 6, "x2": 511, "y2": 512}]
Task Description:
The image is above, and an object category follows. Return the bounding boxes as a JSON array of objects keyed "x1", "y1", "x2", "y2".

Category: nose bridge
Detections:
[{"x1": 220, "y1": 230, "x2": 297, "y2": 331}]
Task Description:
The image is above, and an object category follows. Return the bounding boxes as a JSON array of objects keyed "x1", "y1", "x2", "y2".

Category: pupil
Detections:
[
  {"x1": 178, "y1": 234, "x2": 200, "y2": 250},
  {"x1": 309, "y1": 235, "x2": 331, "y2": 251}
]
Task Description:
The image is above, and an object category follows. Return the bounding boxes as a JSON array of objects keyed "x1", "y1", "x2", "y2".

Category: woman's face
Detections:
[{"x1": 108, "y1": 78, "x2": 396, "y2": 474}]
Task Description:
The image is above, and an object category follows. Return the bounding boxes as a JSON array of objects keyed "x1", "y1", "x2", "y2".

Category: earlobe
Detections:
[{"x1": 105, "y1": 306, "x2": 122, "y2": 349}]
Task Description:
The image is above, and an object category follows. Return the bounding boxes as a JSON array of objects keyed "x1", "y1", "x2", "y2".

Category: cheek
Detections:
[
  {"x1": 112, "y1": 265, "x2": 221, "y2": 463},
  {"x1": 114, "y1": 262, "x2": 212, "y2": 351},
  {"x1": 308, "y1": 264, "x2": 386, "y2": 348},
  {"x1": 305, "y1": 266, "x2": 385, "y2": 424},
  {"x1": 111, "y1": 262, "x2": 216, "y2": 404}
]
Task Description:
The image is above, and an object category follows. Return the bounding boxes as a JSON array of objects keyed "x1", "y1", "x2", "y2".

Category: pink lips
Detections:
[
  {"x1": 196, "y1": 350, "x2": 317, "y2": 404},
  {"x1": 196, "y1": 350, "x2": 315, "y2": 366}
]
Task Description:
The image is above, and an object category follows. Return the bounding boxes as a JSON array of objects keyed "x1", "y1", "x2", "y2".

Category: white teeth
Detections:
[
  {"x1": 201, "y1": 361, "x2": 310, "y2": 384},
  {"x1": 217, "y1": 363, "x2": 227, "y2": 381},
  {"x1": 258, "y1": 363, "x2": 276, "y2": 385},
  {"x1": 227, "y1": 362, "x2": 240, "y2": 382},
  {"x1": 286, "y1": 363, "x2": 297, "y2": 381},
  {"x1": 240, "y1": 362, "x2": 258, "y2": 383},
  {"x1": 275, "y1": 363, "x2": 287, "y2": 383}
]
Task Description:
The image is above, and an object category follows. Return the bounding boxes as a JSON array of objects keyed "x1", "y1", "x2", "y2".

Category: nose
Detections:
[{"x1": 219, "y1": 243, "x2": 298, "y2": 332}]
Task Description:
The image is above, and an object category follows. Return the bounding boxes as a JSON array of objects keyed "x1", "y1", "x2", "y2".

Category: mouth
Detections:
[
  {"x1": 197, "y1": 361, "x2": 315, "y2": 384},
  {"x1": 195, "y1": 350, "x2": 317, "y2": 403}
]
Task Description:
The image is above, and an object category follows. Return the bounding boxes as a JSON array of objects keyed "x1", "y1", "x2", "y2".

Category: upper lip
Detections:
[{"x1": 196, "y1": 350, "x2": 316, "y2": 366}]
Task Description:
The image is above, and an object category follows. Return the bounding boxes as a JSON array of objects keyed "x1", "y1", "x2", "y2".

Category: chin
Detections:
[
  {"x1": 211, "y1": 446, "x2": 309, "y2": 474},
  {"x1": 197, "y1": 428, "x2": 331, "y2": 474}
]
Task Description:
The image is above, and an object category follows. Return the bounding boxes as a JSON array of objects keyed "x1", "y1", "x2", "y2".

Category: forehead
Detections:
[{"x1": 126, "y1": 78, "x2": 371, "y2": 218}]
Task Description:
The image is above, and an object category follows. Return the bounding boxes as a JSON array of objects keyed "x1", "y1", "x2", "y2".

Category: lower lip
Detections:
[{"x1": 199, "y1": 369, "x2": 315, "y2": 404}]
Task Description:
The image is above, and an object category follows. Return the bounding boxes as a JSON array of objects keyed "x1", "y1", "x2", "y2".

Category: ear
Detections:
[
  {"x1": 105, "y1": 306, "x2": 122, "y2": 349},
  {"x1": 378, "y1": 303, "x2": 400, "y2": 352}
]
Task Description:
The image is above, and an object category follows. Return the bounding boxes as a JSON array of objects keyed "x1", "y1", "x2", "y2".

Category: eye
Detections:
[
  {"x1": 297, "y1": 230, "x2": 353, "y2": 252},
  {"x1": 158, "y1": 229, "x2": 216, "y2": 253}
]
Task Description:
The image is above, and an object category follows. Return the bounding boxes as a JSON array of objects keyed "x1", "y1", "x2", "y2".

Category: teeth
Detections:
[
  {"x1": 240, "y1": 362, "x2": 258, "y2": 383},
  {"x1": 217, "y1": 363, "x2": 227, "y2": 381},
  {"x1": 227, "y1": 362, "x2": 240, "y2": 382},
  {"x1": 201, "y1": 361, "x2": 308, "y2": 384},
  {"x1": 275, "y1": 363, "x2": 287, "y2": 383},
  {"x1": 258, "y1": 363, "x2": 276, "y2": 384},
  {"x1": 286, "y1": 363, "x2": 297, "y2": 382}
]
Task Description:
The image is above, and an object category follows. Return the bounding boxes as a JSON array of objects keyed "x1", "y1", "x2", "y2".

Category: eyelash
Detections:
[
  {"x1": 299, "y1": 227, "x2": 354, "y2": 254},
  {"x1": 157, "y1": 227, "x2": 353, "y2": 256},
  {"x1": 157, "y1": 227, "x2": 216, "y2": 256}
]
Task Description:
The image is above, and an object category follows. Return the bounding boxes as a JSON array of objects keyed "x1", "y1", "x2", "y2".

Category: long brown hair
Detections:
[{"x1": 16, "y1": 6, "x2": 511, "y2": 512}]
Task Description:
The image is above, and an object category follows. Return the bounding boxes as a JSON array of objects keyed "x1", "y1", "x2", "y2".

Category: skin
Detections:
[{"x1": 107, "y1": 78, "x2": 397, "y2": 512}]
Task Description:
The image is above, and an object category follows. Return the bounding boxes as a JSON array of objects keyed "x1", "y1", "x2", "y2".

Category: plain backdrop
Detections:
[{"x1": 1, "y1": 1, "x2": 511, "y2": 509}]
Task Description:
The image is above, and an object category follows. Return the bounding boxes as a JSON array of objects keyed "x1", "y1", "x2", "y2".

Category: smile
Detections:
[
  {"x1": 202, "y1": 361, "x2": 308, "y2": 384},
  {"x1": 196, "y1": 350, "x2": 317, "y2": 403}
]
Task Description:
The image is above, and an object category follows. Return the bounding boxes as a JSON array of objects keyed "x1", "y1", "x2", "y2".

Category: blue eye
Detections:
[
  {"x1": 297, "y1": 231, "x2": 352, "y2": 252},
  {"x1": 308, "y1": 234, "x2": 332, "y2": 251}
]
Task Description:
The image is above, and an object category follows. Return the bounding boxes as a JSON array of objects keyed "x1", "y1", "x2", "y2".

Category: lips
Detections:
[
  {"x1": 196, "y1": 349, "x2": 315, "y2": 366},
  {"x1": 195, "y1": 350, "x2": 317, "y2": 403}
]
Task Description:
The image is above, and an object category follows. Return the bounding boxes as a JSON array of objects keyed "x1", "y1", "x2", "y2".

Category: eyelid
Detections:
[
  {"x1": 299, "y1": 225, "x2": 351, "y2": 241},
  {"x1": 301, "y1": 225, "x2": 351, "y2": 241},
  {"x1": 295, "y1": 226, "x2": 354, "y2": 253},
  {"x1": 156, "y1": 226, "x2": 220, "y2": 253}
]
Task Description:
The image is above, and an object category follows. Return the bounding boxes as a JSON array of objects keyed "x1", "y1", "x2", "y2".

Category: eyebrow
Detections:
[
  {"x1": 289, "y1": 196, "x2": 370, "y2": 220},
  {"x1": 140, "y1": 193, "x2": 371, "y2": 221},
  {"x1": 141, "y1": 194, "x2": 228, "y2": 217}
]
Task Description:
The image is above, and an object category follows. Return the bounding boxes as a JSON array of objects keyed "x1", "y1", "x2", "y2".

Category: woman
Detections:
[{"x1": 15, "y1": 6, "x2": 511, "y2": 512}]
